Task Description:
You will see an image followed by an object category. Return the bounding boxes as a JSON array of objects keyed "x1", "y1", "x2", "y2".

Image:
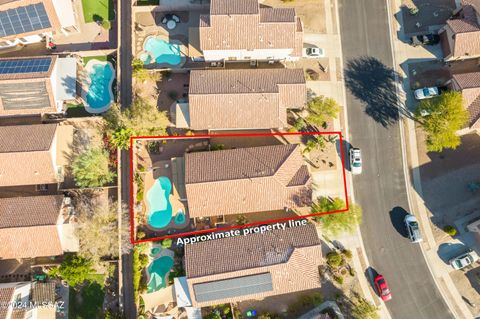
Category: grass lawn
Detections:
[
  {"x1": 81, "y1": 0, "x2": 114, "y2": 23},
  {"x1": 66, "y1": 103, "x2": 91, "y2": 118},
  {"x1": 82, "y1": 55, "x2": 116, "y2": 67},
  {"x1": 69, "y1": 275, "x2": 106, "y2": 319}
]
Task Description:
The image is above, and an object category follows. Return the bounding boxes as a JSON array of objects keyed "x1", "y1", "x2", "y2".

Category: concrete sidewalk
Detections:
[{"x1": 386, "y1": 1, "x2": 473, "y2": 318}]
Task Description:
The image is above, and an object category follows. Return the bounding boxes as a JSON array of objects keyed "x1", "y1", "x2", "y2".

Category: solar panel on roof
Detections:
[
  {"x1": 193, "y1": 273, "x2": 273, "y2": 302},
  {"x1": 0, "y1": 57, "x2": 52, "y2": 74},
  {"x1": 0, "y1": 3, "x2": 51, "y2": 37}
]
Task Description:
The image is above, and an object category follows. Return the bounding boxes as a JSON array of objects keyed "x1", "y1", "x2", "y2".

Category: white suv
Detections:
[
  {"x1": 450, "y1": 250, "x2": 479, "y2": 270},
  {"x1": 349, "y1": 148, "x2": 362, "y2": 175},
  {"x1": 404, "y1": 214, "x2": 422, "y2": 243}
]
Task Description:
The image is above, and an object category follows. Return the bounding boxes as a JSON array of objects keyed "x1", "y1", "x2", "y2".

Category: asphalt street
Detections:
[
  {"x1": 118, "y1": 0, "x2": 135, "y2": 317},
  {"x1": 338, "y1": 0, "x2": 453, "y2": 318}
]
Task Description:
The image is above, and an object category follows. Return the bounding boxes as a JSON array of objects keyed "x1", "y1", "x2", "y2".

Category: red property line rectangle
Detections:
[{"x1": 129, "y1": 131, "x2": 349, "y2": 244}]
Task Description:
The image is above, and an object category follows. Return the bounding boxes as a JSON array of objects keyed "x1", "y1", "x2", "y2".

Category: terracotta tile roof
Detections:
[
  {"x1": 0, "y1": 195, "x2": 63, "y2": 228},
  {"x1": 10, "y1": 309, "x2": 26, "y2": 319},
  {"x1": 452, "y1": 71, "x2": 480, "y2": 126},
  {"x1": 186, "y1": 144, "x2": 297, "y2": 183},
  {"x1": 210, "y1": 0, "x2": 259, "y2": 15},
  {"x1": 31, "y1": 282, "x2": 55, "y2": 303},
  {"x1": 0, "y1": 225, "x2": 63, "y2": 259},
  {"x1": 0, "y1": 287, "x2": 14, "y2": 319},
  {"x1": 445, "y1": 1, "x2": 480, "y2": 57},
  {"x1": 184, "y1": 144, "x2": 311, "y2": 217},
  {"x1": 185, "y1": 224, "x2": 322, "y2": 306},
  {"x1": 287, "y1": 165, "x2": 310, "y2": 186},
  {"x1": 199, "y1": 0, "x2": 302, "y2": 54},
  {"x1": 0, "y1": 124, "x2": 58, "y2": 187},
  {"x1": 259, "y1": 7, "x2": 296, "y2": 22},
  {"x1": 186, "y1": 223, "x2": 320, "y2": 277},
  {"x1": 188, "y1": 69, "x2": 306, "y2": 129},
  {"x1": 0, "y1": 123, "x2": 56, "y2": 152},
  {"x1": 453, "y1": 72, "x2": 480, "y2": 89},
  {"x1": 467, "y1": 93, "x2": 480, "y2": 126}
]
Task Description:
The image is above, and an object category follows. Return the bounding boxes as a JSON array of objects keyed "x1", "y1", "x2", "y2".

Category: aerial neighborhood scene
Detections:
[{"x1": 1, "y1": 0, "x2": 480, "y2": 318}]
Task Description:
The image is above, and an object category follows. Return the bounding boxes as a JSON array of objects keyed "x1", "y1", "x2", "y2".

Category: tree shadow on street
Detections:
[{"x1": 344, "y1": 56, "x2": 411, "y2": 127}]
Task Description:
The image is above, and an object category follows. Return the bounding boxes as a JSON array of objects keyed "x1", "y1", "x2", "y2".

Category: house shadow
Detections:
[
  {"x1": 410, "y1": 133, "x2": 480, "y2": 263},
  {"x1": 437, "y1": 242, "x2": 469, "y2": 264},
  {"x1": 344, "y1": 56, "x2": 410, "y2": 127},
  {"x1": 465, "y1": 268, "x2": 480, "y2": 295},
  {"x1": 335, "y1": 138, "x2": 352, "y2": 172}
]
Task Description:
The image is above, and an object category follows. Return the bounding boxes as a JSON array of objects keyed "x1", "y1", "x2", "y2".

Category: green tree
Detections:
[
  {"x1": 110, "y1": 127, "x2": 133, "y2": 150},
  {"x1": 415, "y1": 91, "x2": 468, "y2": 152},
  {"x1": 104, "y1": 99, "x2": 169, "y2": 150},
  {"x1": 161, "y1": 238, "x2": 172, "y2": 248},
  {"x1": 49, "y1": 255, "x2": 94, "y2": 287},
  {"x1": 72, "y1": 148, "x2": 116, "y2": 188},
  {"x1": 351, "y1": 296, "x2": 379, "y2": 319},
  {"x1": 132, "y1": 58, "x2": 149, "y2": 82},
  {"x1": 306, "y1": 96, "x2": 341, "y2": 127},
  {"x1": 312, "y1": 197, "x2": 362, "y2": 236}
]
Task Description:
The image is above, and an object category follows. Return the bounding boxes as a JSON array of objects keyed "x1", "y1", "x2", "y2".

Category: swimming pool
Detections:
[
  {"x1": 147, "y1": 255, "x2": 174, "y2": 293},
  {"x1": 174, "y1": 210, "x2": 186, "y2": 225},
  {"x1": 142, "y1": 37, "x2": 181, "y2": 65},
  {"x1": 83, "y1": 59, "x2": 114, "y2": 113},
  {"x1": 147, "y1": 176, "x2": 173, "y2": 228}
]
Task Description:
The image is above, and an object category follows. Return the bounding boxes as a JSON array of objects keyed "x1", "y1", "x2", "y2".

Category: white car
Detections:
[
  {"x1": 449, "y1": 250, "x2": 479, "y2": 270},
  {"x1": 305, "y1": 47, "x2": 325, "y2": 58},
  {"x1": 404, "y1": 214, "x2": 422, "y2": 243},
  {"x1": 349, "y1": 148, "x2": 362, "y2": 175},
  {"x1": 414, "y1": 87, "x2": 439, "y2": 100}
]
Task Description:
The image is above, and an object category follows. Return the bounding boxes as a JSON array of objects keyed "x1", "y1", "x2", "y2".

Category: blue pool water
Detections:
[
  {"x1": 174, "y1": 210, "x2": 186, "y2": 225},
  {"x1": 143, "y1": 38, "x2": 181, "y2": 65},
  {"x1": 147, "y1": 255, "x2": 174, "y2": 292},
  {"x1": 86, "y1": 61, "x2": 114, "y2": 110},
  {"x1": 147, "y1": 176, "x2": 173, "y2": 228}
]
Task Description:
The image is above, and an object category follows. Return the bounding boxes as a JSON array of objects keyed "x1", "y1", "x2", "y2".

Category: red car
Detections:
[{"x1": 374, "y1": 274, "x2": 392, "y2": 301}]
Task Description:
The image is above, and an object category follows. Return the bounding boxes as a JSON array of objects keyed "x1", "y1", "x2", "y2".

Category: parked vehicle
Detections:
[
  {"x1": 414, "y1": 87, "x2": 439, "y2": 100},
  {"x1": 410, "y1": 34, "x2": 440, "y2": 46},
  {"x1": 374, "y1": 274, "x2": 392, "y2": 301},
  {"x1": 349, "y1": 148, "x2": 362, "y2": 175},
  {"x1": 404, "y1": 214, "x2": 423, "y2": 243},
  {"x1": 305, "y1": 47, "x2": 325, "y2": 57},
  {"x1": 449, "y1": 250, "x2": 479, "y2": 270}
]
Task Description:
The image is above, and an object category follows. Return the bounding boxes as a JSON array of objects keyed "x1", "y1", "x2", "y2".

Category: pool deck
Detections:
[
  {"x1": 134, "y1": 10, "x2": 206, "y2": 69},
  {"x1": 143, "y1": 159, "x2": 190, "y2": 232}
]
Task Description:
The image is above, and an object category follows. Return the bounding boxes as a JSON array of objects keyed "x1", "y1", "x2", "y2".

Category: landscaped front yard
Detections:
[{"x1": 81, "y1": 0, "x2": 114, "y2": 23}]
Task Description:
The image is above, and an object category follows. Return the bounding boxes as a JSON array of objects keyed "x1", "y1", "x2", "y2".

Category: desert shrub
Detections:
[
  {"x1": 334, "y1": 275, "x2": 344, "y2": 285},
  {"x1": 342, "y1": 249, "x2": 353, "y2": 259},
  {"x1": 443, "y1": 225, "x2": 457, "y2": 236},
  {"x1": 327, "y1": 251, "x2": 343, "y2": 268}
]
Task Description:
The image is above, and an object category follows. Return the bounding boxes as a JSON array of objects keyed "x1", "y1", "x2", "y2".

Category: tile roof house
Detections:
[
  {"x1": 184, "y1": 144, "x2": 312, "y2": 218},
  {"x1": 0, "y1": 56, "x2": 77, "y2": 116},
  {"x1": 184, "y1": 223, "x2": 322, "y2": 307},
  {"x1": 440, "y1": 0, "x2": 480, "y2": 61},
  {"x1": 176, "y1": 68, "x2": 306, "y2": 130},
  {"x1": 0, "y1": 195, "x2": 78, "y2": 260},
  {"x1": 450, "y1": 71, "x2": 480, "y2": 129},
  {"x1": 0, "y1": 0, "x2": 76, "y2": 49},
  {"x1": 197, "y1": 0, "x2": 303, "y2": 61},
  {"x1": 0, "y1": 281, "x2": 56, "y2": 319},
  {"x1": 0, "y1": 124, "x2": 61, "y2": 187}
]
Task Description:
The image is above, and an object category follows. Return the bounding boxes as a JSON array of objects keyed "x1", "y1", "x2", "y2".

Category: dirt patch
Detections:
[
  {"x1": 286, "y1": 58, "x2": 330, "y2": 81},
  {"x1": 134, "y1": 71, "x2": 190, "y2": 114},
  {"x1": 261, "y1": 0, "x2": 326, "y2": 33}
]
